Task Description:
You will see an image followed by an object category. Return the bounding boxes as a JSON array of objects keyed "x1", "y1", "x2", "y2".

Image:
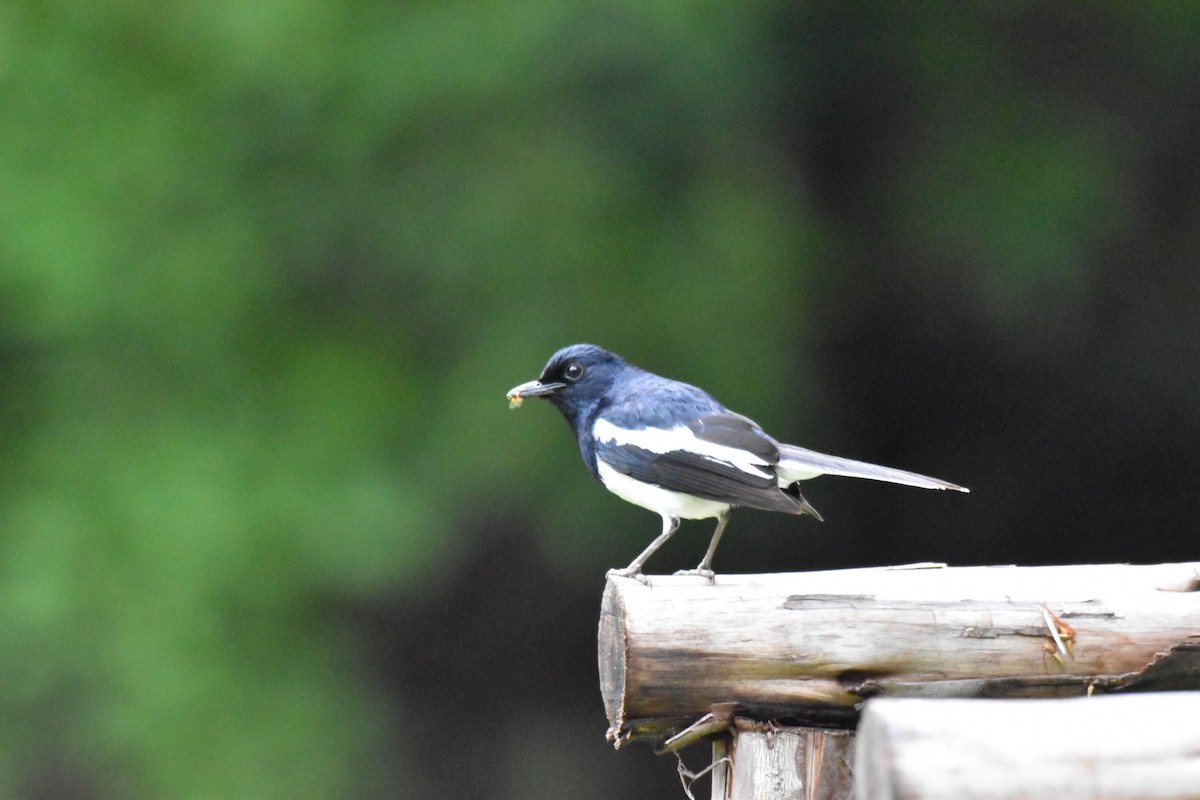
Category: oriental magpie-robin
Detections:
[{"x1": 507, "y1": 344, "x2": 967, "y2": 579}]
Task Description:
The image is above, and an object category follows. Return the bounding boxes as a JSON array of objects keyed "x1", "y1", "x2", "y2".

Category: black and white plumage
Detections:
[{"x1": 507, "y1": 344, "x2": 967, "y2": 579}]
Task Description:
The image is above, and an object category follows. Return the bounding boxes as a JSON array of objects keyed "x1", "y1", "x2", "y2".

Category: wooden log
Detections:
[
  {"x1": 724, "y1": 724, "x2": 854, "y2": 800},
  {"x1": 598, "y1": 562, "x2": 1200, "y2": 744},
  {"x1": 854, "y1": 692, "x2": 1200, "y2": 799}
]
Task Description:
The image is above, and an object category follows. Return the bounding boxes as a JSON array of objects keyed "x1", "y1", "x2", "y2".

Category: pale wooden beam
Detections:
[{"x1": 855, "y1": 692, "x2": 1200, "y2": 799}]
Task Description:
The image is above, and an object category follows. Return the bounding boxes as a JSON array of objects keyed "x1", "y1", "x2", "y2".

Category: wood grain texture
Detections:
[
  {"x1": 726, "y1": 725, "x2": 855, "y2": 800},
  {"x1": 854, "y1": 693, "x2": 1200, "y2": 799}
]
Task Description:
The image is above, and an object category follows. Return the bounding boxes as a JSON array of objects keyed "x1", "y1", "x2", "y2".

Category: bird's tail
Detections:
[{"x1": 777, "y1": 444, "x2": 969, "y2": 492}]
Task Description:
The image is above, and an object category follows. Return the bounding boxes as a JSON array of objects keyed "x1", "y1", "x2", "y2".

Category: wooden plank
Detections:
[
  {"x1": 598, "y1": 562, "x2": 1200, "y2": 744},
  {"x1": 855, "y1": 692, "x2": 1200, "y2": 799}
]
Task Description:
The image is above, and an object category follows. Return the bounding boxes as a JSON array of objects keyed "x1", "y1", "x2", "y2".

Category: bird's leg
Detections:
[
  {"x1": 674, "y1": 510, "x2": 729, "y2": 580},
  {"x1": 607, "y1": 514, "x2": 680, "y2": 583}
]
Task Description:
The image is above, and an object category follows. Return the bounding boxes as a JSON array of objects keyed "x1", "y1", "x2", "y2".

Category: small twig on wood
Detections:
[
  {"x1": 658, "y1": 703, "x2": 738, "y2": 754},
  {"x1": 1041, "y1": 602, "x2": 1076, "y2": 667}
]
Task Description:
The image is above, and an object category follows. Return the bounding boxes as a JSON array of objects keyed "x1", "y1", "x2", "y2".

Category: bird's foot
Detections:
[
  {"x1": 673, "y1": 566, "x2": 716, "y2": 581},
  {"x1": 606, "y1": 566, "x2": 650, "y2": 585}
]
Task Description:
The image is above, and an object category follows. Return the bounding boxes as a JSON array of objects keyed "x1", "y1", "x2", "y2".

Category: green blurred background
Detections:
[{"x1": 2, "y1": 2, "x2": 1198, "y2": 797}]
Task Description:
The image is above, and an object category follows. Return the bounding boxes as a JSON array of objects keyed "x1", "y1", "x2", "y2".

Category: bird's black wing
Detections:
[
  {"x1": 598, "y1": 441, "x2": 803, "y2": 514},
  {"x1": 686, "y1": 412, "x2": 781, "y2": 462},
  {"x1": 595, "y1": 412, "x2": 807, "y2": 515}
]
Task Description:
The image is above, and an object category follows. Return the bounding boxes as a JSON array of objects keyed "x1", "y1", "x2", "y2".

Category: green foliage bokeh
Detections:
[{"x1": 0, "y1": 2, "x2": 815, "y2": 796}]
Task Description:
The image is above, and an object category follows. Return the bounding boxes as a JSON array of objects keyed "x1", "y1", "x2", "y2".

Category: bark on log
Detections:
[
  {"x1": 598, "y1": 563, "x2": 1200, "y2": 745},
  {"x1": 854, "y1": 693, "x2": 1200, "y2": 799}
]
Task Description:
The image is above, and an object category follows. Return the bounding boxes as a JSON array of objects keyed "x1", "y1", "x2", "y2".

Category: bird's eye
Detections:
[{"x1": 564, "y1": 361, "x2": 585, "y2": 381}]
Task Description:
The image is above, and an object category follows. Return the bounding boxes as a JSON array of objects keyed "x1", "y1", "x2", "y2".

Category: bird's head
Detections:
[{"x1": 507, "y1": 344, "x2": 628, "y2": 426}]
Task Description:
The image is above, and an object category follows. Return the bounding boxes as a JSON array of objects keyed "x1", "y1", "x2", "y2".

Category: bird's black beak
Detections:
[{"x1": 506, "y1": 379, "x2": 566, "y2": 408}]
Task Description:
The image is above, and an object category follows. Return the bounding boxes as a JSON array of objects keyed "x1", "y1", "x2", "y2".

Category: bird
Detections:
[{"x1": 507, "y1": 344, "x2": 967, "y2": 580}]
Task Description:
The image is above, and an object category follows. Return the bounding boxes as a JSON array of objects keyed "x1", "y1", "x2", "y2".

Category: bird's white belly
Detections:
[{"x1": 596, "y1": 461, "x2": 730, "y2": 520}]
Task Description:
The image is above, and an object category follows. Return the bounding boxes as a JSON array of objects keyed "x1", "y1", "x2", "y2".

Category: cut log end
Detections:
[{"x1": 598, "y1": 580, "x2": 628, "y2": 743}]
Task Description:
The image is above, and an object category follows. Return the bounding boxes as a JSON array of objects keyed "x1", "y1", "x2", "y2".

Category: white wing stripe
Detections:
[{"x1": 593, "y1": 418, "x2": 774, "y2": 480}]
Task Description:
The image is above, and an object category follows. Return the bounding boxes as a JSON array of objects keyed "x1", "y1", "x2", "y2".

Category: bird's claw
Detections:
[
  {"x1": 673, "y1": 567, "x2": 716, "y2": 581},
  {"x1": 607, "y1": 567, "x2": 651, "y2": 585}
]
